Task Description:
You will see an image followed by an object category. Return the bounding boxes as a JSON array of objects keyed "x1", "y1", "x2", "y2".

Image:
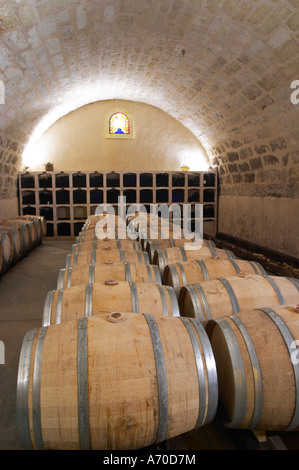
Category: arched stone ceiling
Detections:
[{"x1": 0, "y1": 0, "x2": 298, "y2": 197}]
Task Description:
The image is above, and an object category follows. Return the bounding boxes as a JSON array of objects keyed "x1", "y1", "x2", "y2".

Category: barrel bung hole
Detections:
[{"x1": 107, "y1": 312, "x2": 125, "y2": 323}]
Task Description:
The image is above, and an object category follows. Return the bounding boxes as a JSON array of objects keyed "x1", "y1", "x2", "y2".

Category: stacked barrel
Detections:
[
  {"x1": 155, "y1": 218, "x2": 299, "y2": 434},
  {"x1": 0, "y1": 215, "x2": 46, "y2": 276},
  {"x1": 16, "y1": 213, "x2": 218, "y2": 450},
  {"x1": 16, "y1": 211, "x2": 299, "y2": 450}
]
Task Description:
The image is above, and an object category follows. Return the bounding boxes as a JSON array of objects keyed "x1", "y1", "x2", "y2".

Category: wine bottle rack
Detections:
[{"x1": 19, "y1": 170, "x2": 218, "y2": 238}]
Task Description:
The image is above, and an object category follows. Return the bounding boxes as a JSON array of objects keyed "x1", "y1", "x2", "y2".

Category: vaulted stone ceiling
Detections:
[{"x1": 0, "y1": 0, "x2": 298, "y2": 200}]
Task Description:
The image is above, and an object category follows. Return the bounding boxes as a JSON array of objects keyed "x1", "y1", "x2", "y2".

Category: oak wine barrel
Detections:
[
  {"x1": 42, "y1": 280, "x2": 179, "y2": 326},
  {"x1": 146, "y1": 238, "x2": 216, "y2": 262},
  {"x1": 81, "y1": 218, "x2": 127, "y2": 233},
  {"x1": 126, "y1": 212, "x2": 174, "y2": 229},
  {"x1": 5, "y1": 218, "x2": 38, "y2": 249},
  {"x1": 153, "y1": 245, "x2": 236, "y2": 274},
  {"x1": 179, "y1": 274, "x2": 299, "y2": 326},
  {"x1": 0, "y1": 225, "x2": 23, "y2": 260},
  {"x1": 164, "y1": 258, "x2": 266, "y2": 295},
  {"x1": 17, "y1": 313, "x2": 218, "y2": 450},
  {"x1": 15, "y1": 215, "x2": 46, "y2": 238},
  {"x1": 9, "y1": 220, "x2": 32, "y2": 252},
  {"x1": 71, "y1": 239, "x2": 142, "y2": 254},
  {"x1": 76, "y1": 229, "x2": 129, "y2": 243},
  {"x1": 206, "y1": 305, "x2": 299, "y2": 431},
  {"x1": 57, "y1": 261, "x2": 162, "y2": 289},
  {"x1": 65, "y1": 249, "x2": 150, "y2": 268},
  {"x1": 82, "y1": 213, "x2": 114, "y2": 227},
  {"x1": 126, "y1": 214, "x2": 176, "y2": 244}
]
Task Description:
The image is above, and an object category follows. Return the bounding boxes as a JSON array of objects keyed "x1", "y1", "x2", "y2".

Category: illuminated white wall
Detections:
[{"x1": 22, "y1": 100, "x2": 210, "y2": 172}]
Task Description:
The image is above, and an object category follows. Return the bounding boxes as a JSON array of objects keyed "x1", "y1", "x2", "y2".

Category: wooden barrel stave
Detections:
[
  {"x1": 11, "y1": 221, "x2": 32, "y2": 253},
  {"x1": 0, "y1": 229, "x2": 14, "y2": 267},
  {"x1": 11, "y1": 227, "x2": 23, "y2": 258}
]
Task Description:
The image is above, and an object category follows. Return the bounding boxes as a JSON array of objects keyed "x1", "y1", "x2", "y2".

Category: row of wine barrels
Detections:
[
  {"x1": 71, "y1": 237, "x2": 216, "y2": 259},
  {"x1": 0, "y1": 215, "x2": 44, "y2": 273},
  {"x1": 71, "y1": 238, "x2": 142, "y2": 254},
  {"x1": 81, "y1": 219, "x2": 127, "y2": 234},
  {"x1": 78, "y1": 213, "x2": 181, "y2": 244},
  {"x1": 17, "y1": 313, "x2": 218, "y2": 450},
  {"x1": 0, "y1": 214, "x2": 46, "y2": 276},
  {"x1": 18, "y1": 302, "x2": 299, "y2": 450},
  {"x1": 65, "y1": 248, "x2": 150, "y2": 268},
  {"x1": 14, "y1": 215, "x2": 47, "y2": 239},
  {"x1": 81, "y1": 215, "x2": 115, "y2": 229},
  {"x1": 78, "y1": 214, "x2": 129, "y2": 241},
  {"x1": 126, "y1": 212, "x2": 174, "y2": 227},
  {"x1": 76, "y1": 229, "x2": 126, "y2": 243},
  {"x1": 127, "y1": 212, "x2": 175, "y2": 231},
  {"x1": 42, "y1": 280, "x2": 180, "y2": 326},
  {"x1": 18, "y1": 211, "x2": 299, "y2": 449},
  {"x1": 145, "y1": 238, "x2": 216, "y2": 263},
  {"x1": 57, "y1": 261, "x2": 162, "y2": 289},
  {"x1": 82, "y1": 212, "x2": 123, "y2": 225},
  {"x1": 79, "y1": 214, "x2": 212, "y2": 255},
  {"x1": 163, "y1": 258, "x2": 267, "y2": 295},
  {"x1": 153, "y1": 245, "x2": 236, "y2": 274},
  {"x1": 179, "y1": 274, "x2": 299, "y2": 325},
  {"x1": 206, "y1": 305, "x2": 299, "y2": 431},
  {"x1": 3, "y1": 218, "x2": 40, "y2": 248},
  {"x1": 76, "y1": 215, "x2": 121, "y2": 241},
  {"x1": 16, "y1": 210, "x2": 299, "y2": 447}
]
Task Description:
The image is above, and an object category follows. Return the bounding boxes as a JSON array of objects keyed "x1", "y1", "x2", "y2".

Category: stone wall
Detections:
[
  {"x1": 0, "y1": 136, "x2": 22, "y2": 200},
  {"x1": 218, "y1": 195, "x2": 299, "y2": 259},
  {"x1": 211, "y1": 136, "x2": 299, "y2": 200},
  {"x1": 0, "y1": 136, "x2": 23, "y2": 221},
  {"x1": 210, "y1": 131, "x2": 299, "y2": 259}
]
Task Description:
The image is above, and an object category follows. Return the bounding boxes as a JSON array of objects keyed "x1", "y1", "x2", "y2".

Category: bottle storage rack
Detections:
[{"x1": 18, "y1": 170, "x2": 218, "y2": 238}]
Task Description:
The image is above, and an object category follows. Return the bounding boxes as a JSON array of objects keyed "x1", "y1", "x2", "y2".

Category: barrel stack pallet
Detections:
[
  {"x1": 0, "y1": 215, "x2": 46, "y2": 279},
  {"x1": 16, "y1": 212, "x2": 299, "y2": 451}
]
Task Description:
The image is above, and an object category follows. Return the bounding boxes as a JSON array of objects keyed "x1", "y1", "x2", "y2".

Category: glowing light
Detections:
[
  {"x1": 109, "y1": 113, "x2": 130, "y2": 134},
  {"x1": 179, "y1": 148, "x2": 210, "y2": 171}
]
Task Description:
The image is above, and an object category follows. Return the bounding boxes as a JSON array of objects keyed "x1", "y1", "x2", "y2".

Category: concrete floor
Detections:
[
  {"x1": 0, "y1": 240, "x2": 74, "y2": 450},
  {"x1": 0, "y1": 240, "x2": 298, "y2": 451}
]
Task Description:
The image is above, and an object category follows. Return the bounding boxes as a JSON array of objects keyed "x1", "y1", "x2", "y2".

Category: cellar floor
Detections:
[{"x1": 0, "y1": 239, "x2": 297, "y2": 452}]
